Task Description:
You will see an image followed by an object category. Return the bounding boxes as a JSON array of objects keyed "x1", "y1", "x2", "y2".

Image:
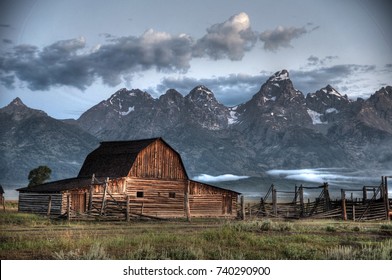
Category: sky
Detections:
[{"x1": 0, "y1": 0, "x2": 391, "y2": 119}]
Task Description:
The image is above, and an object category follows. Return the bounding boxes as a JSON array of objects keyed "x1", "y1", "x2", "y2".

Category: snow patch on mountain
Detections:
[
  {"x1": 269, "y1": 70, "x2": 289, "y2": 82},
  {"x1": 307, "y1": 109, "x2": 327, "y2": 125},
  {"x1": 228, "y1": 106, "x2": 239, "y2": 125},
  {"x1": 119, "y1": 106, "x2": 135, "y2": 116},
  {"x1": 326, "y1": 108, "x2": 338, "y2": 114}
]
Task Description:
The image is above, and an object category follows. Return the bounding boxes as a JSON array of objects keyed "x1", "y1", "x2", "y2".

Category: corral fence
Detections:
[{"x1": 240, "y1": 176, "x2": 392, "y2": 221}]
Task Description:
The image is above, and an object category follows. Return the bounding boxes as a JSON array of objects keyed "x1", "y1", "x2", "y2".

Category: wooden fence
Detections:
[{"x1": 241, "y1": 176, "x2": 392, "y2": 221}]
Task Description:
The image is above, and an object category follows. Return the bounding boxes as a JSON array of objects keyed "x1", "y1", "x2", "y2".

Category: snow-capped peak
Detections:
[
  {"x1": 9, "y1": 97, "x2": 26, "y2": 107},
  {"x1": 322, "y1": 85, "x2": 344, "y2": 98},
  {"x1": 269, "y1": 69, "x2": 289, "y2": 82},
  {"x1": 187, "y1": 85, "x2": 216, "y2": 103}
]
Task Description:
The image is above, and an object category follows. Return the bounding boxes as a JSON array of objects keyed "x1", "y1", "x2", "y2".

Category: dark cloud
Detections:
[
  {"x1": 0, "y1": 31, "x2": 194, "y2": 90},
  {"x1": 0, "y1": 24, "x2": 11, "y2": 28},
  {"x1": 259, "y1": 25, "x2": 309, "y2": 51},
  {"x1": 89, "y1": 30, "x2": 194, "y2": 86},
  {"x1": 151, "y1": 64, "x2": 381, "y2": 106},
  {"x1": 152, "y1": 73, "x2": 268, "y2": 106},
  {"x1": 193, "y1": 12, "x2": 258, "y2": 60},
  {"x1": 0, "y1": 74, "x2": 15, "y2": 88},
  {"x1": 306, "y1": 55, "x2": 338, "y2": 66},
  {"x1": 0, "y1": 38, "x2": 94, "y2": 90},
  {"x1": 2, "y1": 38, "x2": 12, "y2": 44},
  {"x1": 291, "y1": 64, "x2": 376, "y2": 95},
  {"x1": 0, "y1": 13, "x2": 263, "y2": 91}
]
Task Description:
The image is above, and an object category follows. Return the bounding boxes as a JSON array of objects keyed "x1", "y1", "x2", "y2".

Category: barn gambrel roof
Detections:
[{"x1": 77, "y1": 137, "x2": 188, "y2": 178}]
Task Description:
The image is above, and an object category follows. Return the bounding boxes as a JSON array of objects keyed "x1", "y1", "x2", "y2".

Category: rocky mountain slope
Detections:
[
  {"x1": 1, "y1": 70, "x2": 391, "y2": 184},
  {"x1": 0, "y1": 98, "x2": 99, "y2": 184},
  {"x1": 76, "y1": 70, "x2": 392, "y2": 175}
]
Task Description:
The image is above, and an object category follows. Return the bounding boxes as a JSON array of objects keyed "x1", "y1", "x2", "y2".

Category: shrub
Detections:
[{"x1": 53, "y1": 243, "x2": 109, "y2": 260}]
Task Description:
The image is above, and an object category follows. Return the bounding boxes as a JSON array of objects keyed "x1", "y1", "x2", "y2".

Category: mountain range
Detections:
[{"x1": 1, "y1": 69, "x2": 391, "y2": 185}]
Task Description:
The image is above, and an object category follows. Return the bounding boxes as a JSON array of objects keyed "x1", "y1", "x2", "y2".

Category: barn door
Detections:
[
  {"x1": 71, "y1": 193, "x2": 86, "y2": 213},
  {"x1": 222, "y1": 194, "x2": 232, "y2": 215}
]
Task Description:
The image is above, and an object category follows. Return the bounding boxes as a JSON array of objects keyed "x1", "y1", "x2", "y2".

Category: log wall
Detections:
[
  {"x1": 19, "y1": 177, "x2": 238, "y2": 220},
  {"x1": 18, "y1": 193, "x2": 63, "y2": 216},
  {"x1": 189, "y1": 180, "x2": 238, "y2": 218},
  {"x1": 125, "y1": 177, "x2": 186, "y2": 218}
]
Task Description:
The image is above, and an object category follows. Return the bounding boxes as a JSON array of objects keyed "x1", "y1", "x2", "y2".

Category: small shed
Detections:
[{"x1": 18, "y1": 138, "x2": 240, "y2": 219}]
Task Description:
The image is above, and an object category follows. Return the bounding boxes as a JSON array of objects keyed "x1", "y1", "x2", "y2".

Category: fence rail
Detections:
[{"x1": 241, "y1": 176, "x2": 392, "y2": 221}]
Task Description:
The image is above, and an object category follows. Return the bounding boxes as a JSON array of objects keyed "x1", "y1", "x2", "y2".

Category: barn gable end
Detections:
[{"x1": 128, "y1": 138, "x2": 187, "y2": 180}]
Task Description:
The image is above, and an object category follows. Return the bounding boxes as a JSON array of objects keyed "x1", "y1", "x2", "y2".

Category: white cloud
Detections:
[
  {"x1": 266, "y1": 168, "x2": 378, "y2": 186},
  {"x1": 194, "y1": 12, "x2": 257, "y2": 60},
  {"x1": 193, "y1": 174, "x2": 249, "y2": 183}
]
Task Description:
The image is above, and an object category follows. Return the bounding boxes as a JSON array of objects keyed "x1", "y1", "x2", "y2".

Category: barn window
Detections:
[
  {"x1": 136, "y1": 191, "x2": 144, "y2": 198},
  {"x1": 169, "y1": 192, "x2": 176, "y2": 198}
]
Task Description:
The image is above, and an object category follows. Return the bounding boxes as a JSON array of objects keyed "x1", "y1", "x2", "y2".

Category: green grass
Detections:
[{"x1": 1, "y1": 209, "x2": 391, "y2": 260}]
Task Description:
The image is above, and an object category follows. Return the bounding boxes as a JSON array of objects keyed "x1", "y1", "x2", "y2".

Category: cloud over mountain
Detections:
[
  {"x1": 0, "y1": 12, "x2": 317, "y2": 92},
  {"x1": 193, "y1": 12, "x2": 257, "y2": 60},
  {"x1": 1, "y1": 13, "x2": 259, "y2": 91},
  {"x1": 259, "y1": 25, "x2": 309, "y2": 51}
]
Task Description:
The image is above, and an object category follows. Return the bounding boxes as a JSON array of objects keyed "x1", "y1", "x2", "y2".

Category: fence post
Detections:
[
  {"x1": 126, "y1": 195, "x2": 130, "y2": 222},
  {"x1": 240, "y1": 196, "x2": 245, "y2": 220},
  {"x1": 362, "y1": 186, "x2": 367, "y2": 204},
  {"x1": 341, "y1": 189, "x2": 347, "y2": 221},
  {"x1": 88, "y1": 174, "x2": 95, "y2": 212},
  {"x1": 294, "y1": 185, "x2": 298, "y2": 203},
  {"x1": 185, "y1": 192, "x2": 191, "y2": 222},
  {"x1": 299, "y1": 185, "x2": 304, "y2": 217},
  {"x1": 324, "y1": 183, "x2": 330, "y2": 211},
  {"x1": 100, "y1": 178, "x2": 108, "y2": 216},
  {"x1": 272, "y1": 187, "x2": 277, "y2": 217},
  {"x1": 1, "y1": 193, "x2": 5, "y2": 212},
  {"x1": 185, "y1": 181, "x2": 191, "y2": 222},
  {"x1": 47, "y1": 195, "x2": 52, "y2": 217},
  {"x1": 67, "y1": 194, "x2": 71, "y2": 221},
  {"x1": 384, "y1": 176, "x2": 390, "y2": 221},
  {"x1": 352, "y1": 204, "x2": 356, "y2": 221}
]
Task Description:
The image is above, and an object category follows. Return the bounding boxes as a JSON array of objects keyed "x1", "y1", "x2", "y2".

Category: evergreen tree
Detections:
[{"x1": 28, "y1": 166, "x2": 51, "y2": 187}]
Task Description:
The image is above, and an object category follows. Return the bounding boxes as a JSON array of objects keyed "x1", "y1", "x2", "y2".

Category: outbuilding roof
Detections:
[{"x1": 17, "y1": 177, "x2": 105, "y2": 193}]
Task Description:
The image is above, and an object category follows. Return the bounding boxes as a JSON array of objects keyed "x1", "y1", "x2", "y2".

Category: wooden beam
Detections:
[
  {"x1": 184, "y1": 180, "x2": 191, "y2": 222},
  {"x1": 352, "y1": 204, "x2": 356, "y2": 221},
  {"x1": 363, "y1": 186, "x2": 367, "y2": 203},
  {"x1": 384, "y1": 176, "x2": 390, "y2": 221},
  {"x1": 100, "y1": 178, "x2": 108, "y2": 216},
  {"x1": 47, "y1": 195, "x2": 52, "y2": 217},
  {"x1": 67, "y1": 194, "x2": 71, "y2": 221},
  {"x1": 241, "y1": 195, "x2": 245, "y2": 220},
  {"x1": 341, "y1": 189, "x2": 347, "y2": 221},
  {"x1": 184, "y1": 192, "x2": 191, "y2": 222},
  {"x1": 1, "y1": 194, "x2": 5, "y2": 212},
  {"x1": 323, "y1": 183, "x2": 330, "y2": 211},
  {"x1": 88, "y1": 174, "x2": 95, "y2": 212},
  {"x1": 272, "y1": 187, "x2": 277, "y2": 217},
  {"x1": 299, "y1": 185, "x2": 304, "y2": 217},
  {"x1": 126, "y1": 195, "x2": 130, "y2": 222}
]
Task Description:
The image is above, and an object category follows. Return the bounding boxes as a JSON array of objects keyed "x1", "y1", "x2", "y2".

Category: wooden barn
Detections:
[{"x1": 17, "y1": 138, "x2": 240, "y2": 219}]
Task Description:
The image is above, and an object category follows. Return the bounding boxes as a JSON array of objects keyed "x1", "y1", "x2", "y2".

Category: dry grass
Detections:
[{"x1": 1, "y1": 204, "x2": 391, "y2": 260}]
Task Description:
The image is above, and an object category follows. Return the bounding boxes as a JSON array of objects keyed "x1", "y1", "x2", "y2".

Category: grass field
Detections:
[{"x1": 1, "y1": 201, "x2": 392, "y2": 260}]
